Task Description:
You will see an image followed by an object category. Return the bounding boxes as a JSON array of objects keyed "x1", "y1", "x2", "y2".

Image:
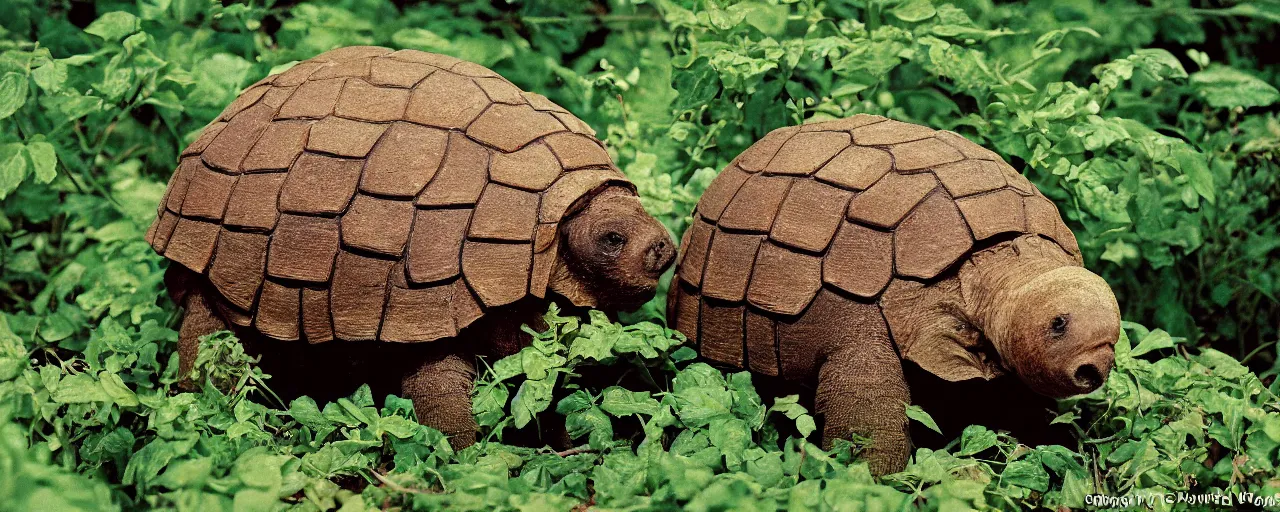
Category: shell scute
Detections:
[
  {"x1": 302, "y1": 287, "x2": 334, "y2": 343},
  {"x1": 342, "y1": 195, "x2": 415, "y2": 256},
  {"x1": 770, "y1": 179, "x2": 852, "y2": 253},
  {"x1": 470, "y1": 185, "x2": 538, "y2": 241},
  {"x1": 368, "y1": 58, "x2": 435, "y2": 88},
  {"x1": 746, "y1": 242, "x2": 822, "y2": 316},
  {"x1": 474, "y1": 77, "x2": 526, "y2": 105},
  {"x1": 208, "y1": 230, "x2": 268, "y2": 311},
  {"x1": 164, "y1": 218, "x2": 220, "y2": 273},
  {"x1": 813, "y1": 146, "x2": 892, "y2": 191},
  {"x1": 956, "y1": 189, "x2": 1027, "y2": 240},
  {"x1": 404, "y1": 71, "x2": 490, "y2": 129},
  {"x1": 243, "y1": 121, "x2": 312, "y2": 172},
  {"x1": 544, "y1": 132, "x2": 611, "y2": 170},
  {"x1": 467, "y1": 103, "x2": 567, "y2": 152},
  {"x1": 696, "y1": 164, "x2": 751, "y2": 222},
  {"x1": 256, "y1": 280, "x2": 301, "y2": 341},
  {"x1": 416, "y1": 132, "x2": 489, "y2": 207},
  {"x1": 846, "y1": 172, "x2": 938, "y2": 228},
  {"x1": 823, "y1": 221, "x2": 892, "y2": 298},
  {"x1": 798, "y1": 114, "x2": 886, "y2": 132},
  {"x1": 851, "y1": 119, "x2": 935, "y2": 145},
  {"x1": 489, "y1": 143, "x2": 561, "y2": 191},
  {"x1": 676, "y1": 219, "x2": 714, "y2": 288},
  {"x1": 462, "y1": 241, "x2": 532, "y2": 307},
  {"x1": 279, "y1": 153, "x2": 362, "y2": 215},
  {"x1": 276, "y1": 78, "x2": 345, "y2": 120},
  {"x1": 763, "y1": 131, "x2": 850, "y2": 176},
  {"x1": 266, "y1": 215, "x2": 340, "y2": 283},
  {"x1": 223, "y1": 173, "x2": 286, "y2": 231},
  {"x1": 330, "y1": 251, "x2": 393, "y2": 340},
  {"x1": 889, "y1": 136, "x2": 965, "y2": 172},
  {"x1": 360, "y1": 122, "x2": 448, "y2": 197},
  {"x1": 699, "y1": 301, "x2": 745, "y2": 366},
  {"x1": 335, "y1": 80, "x2": 410, "y2": 122},
  {"x1": 305, "y1": 116, "x2": 386, "y2": 157},
  {"x1": 893, "y1": 190, "x2": 973, "y2": 279},
  {"x1": 203, "y1": 102, "x2": 275, "y2": 172},
  {"x1": 700, "y1": 231, "x2": 764, "y2": 302},
  {"x1": 407, "y1": 208, "x2": 470, "y2": 284},
  {"x1": 717, "y1": 174, "x2": 791, "y2": 232},
  {"x1": 932, "y1": 159, "x2": 1006, "y2": 198},
  {"x1": 736, "y1": 126, "x2": 797, "y2": 172},
  {"x1": 180, "y1": 164, "x2": 236, "y2": 221}
]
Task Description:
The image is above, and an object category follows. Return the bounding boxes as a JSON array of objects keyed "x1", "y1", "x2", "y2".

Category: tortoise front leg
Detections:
[
  {"x1": 816, "y1": 341, "x2": 912, "y2": 476},
  {"x1": 401, "y1": 352, "x2": 478, "y2": 450},
  {"x1": 177, "y1": 290, "x2": 228, "y2": 390}
]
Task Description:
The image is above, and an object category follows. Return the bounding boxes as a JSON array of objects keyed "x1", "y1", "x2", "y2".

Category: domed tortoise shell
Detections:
[
  {"x1": 146, "y1": 46, "x2": 632, "y2": 343},
  {"x1": 667, "y1": 114, "x2": 1080, "y2": 375}
]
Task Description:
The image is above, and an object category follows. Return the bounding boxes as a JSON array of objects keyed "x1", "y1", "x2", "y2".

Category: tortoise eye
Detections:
[
  {"x1": 1050, "y1": 315, "x2": 1069, "y2": 338},
  {"x1": 599, "y1": 231, "x2": 627, "y2": 251}
]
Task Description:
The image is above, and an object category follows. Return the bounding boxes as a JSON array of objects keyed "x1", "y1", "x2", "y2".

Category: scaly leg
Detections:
[
  {"x1": 816, "y1": 341, "x2": 912, "y2": 475},
  {"x1": 177, "y1": 289, "x2": 228, "y2": 389},
  {"x1": 401, "y1": 352, "x2": 478, "y2": 450}
]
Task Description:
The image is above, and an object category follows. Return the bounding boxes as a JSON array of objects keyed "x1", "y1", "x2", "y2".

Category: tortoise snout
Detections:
[
  {"x1": 644, "y1": 237, "x2": 676, "y2": 276},
  {"x1": 1069, "y1": 351, "x2": 1114, "y2": 394}
]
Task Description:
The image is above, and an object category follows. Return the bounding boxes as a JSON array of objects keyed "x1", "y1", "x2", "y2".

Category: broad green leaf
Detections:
[
  {"x1": 1190, "y1": 66, "x2": 1280, "y2": 108},
  {"x1": 23, "y1": 142, "x2": 56, "y2": 184},
  {"x1": 512, "y1": 378, "x2": 555, "y2": 428},
  {"x1": 0, "y1": 73, "x2": 27, "y2": 120},
  {"x1": 84, "y1": 12, "x2": 141, "y2": 41},
  {"x1": 672, "y1": 59, "x2": 720, "y2": 112},
  {"x1": 892, "y1": 0, "x2": 937, "y2": 22},
  {"x1": 958, "y1": 425, "x2": 998, "y2": 456},
  {"x1": 1002, "y1": 455, "x2": 1050, "y2": 492},
  {"x1": 1130, "y1": 329, "x2": 1175, "y2": 357}
]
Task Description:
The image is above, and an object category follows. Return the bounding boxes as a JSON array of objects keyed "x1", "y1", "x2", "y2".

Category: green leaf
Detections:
[
  {"x1": 0, "y1": 73, "x2": 27, "y2": 120},
  {"x1": 1175, "y1": 150, "x2": 1215, "y2": 204},
  {"x1": 1190, "y1": 66, "x2": 1280, "y2": 108},
  {"x1": 84, "y1": 12, "x2": 141, "y2": 41},
  {"x1": 600, "y1": 387, "x2": 660, "y2": 417},
  {"x1": 99, "y1": 370, "x2": 139, "y2": 407},
  {"x1": 1130, "y1": 329, "x2": 1174, "y2": 357},
  {"x1": 52, "y1": 373, "x2": 109, "y2": 403},
  {"x1": 892, "y1": 0, "x2": 937, "y2": 22},
  {"x1": 512, "y1": 378, "x2": 555, "y2": 428},
  {"x1": 905, "y1": 404, "x2": 942, "y2": 435},
  {"x1": 156, "y1": 458, "x2": 214, "y2": 490},
  {"x1": 1002, "y1": 455, "x2": 1050, "y2": 492},
  {"x1": 672, "y1": 59, "x2": 720, "y2": 112},
  {"x1": 23, "y1": 142, "x2": 56, "y2": 184},
  {"x1": 958, "y1": 425, "x2": 998, "y2": 456}
]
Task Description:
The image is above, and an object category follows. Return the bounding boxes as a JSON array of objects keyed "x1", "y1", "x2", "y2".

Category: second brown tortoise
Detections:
[{"x1": 667, "y1": 114, "x2": 1120, "y2": 475}]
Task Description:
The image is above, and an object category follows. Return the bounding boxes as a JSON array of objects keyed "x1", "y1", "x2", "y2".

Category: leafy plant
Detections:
[{"x1": 1, "y1": 0, "x2": 1278, "y2": 510}]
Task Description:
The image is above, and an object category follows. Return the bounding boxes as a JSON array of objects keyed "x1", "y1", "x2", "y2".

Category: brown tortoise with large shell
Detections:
[
  {"x1": 667, "y1": 115, "x2": 1120, "y2": 474},
  {"x1": 147, "y1": 46, "x2": 675, "y2": 448}
]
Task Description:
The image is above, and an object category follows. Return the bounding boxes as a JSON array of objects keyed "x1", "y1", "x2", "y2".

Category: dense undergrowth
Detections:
[{"x1": 0, "y1": 0, "x2": 1278, "y2": 510}]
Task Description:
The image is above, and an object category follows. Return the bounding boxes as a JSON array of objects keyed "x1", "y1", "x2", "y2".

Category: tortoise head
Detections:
[
  {"x1": 551, "y1": 186, "x2": 676, "y2": 311},
  {"x1": 985, "y1": 265, "x2": 1120, "y2": 398},
  {"x1": 883, "y1": 236, "x2": 1119, "y2": 398}
]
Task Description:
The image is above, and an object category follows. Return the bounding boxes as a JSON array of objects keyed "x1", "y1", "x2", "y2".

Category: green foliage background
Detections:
[{"x1": 1, "y1": 0, "x2": 1279, "y2": 510}]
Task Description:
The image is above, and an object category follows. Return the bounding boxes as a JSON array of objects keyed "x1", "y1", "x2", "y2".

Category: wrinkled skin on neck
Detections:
[
  {"x1": 882, "y1": 235, "x2": 1120, "y2": 398},
  {"x1": 549, "y1": 186, "x2": 676, "y2": 312}
]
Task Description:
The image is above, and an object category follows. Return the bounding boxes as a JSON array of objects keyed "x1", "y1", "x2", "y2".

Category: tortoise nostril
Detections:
[
  {"x1": 645, "y1": 239, "x2": 675, "y2": 275},
  {"x1": 1073, "y1": 364, "x2": 1103, "y2": 391}
]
